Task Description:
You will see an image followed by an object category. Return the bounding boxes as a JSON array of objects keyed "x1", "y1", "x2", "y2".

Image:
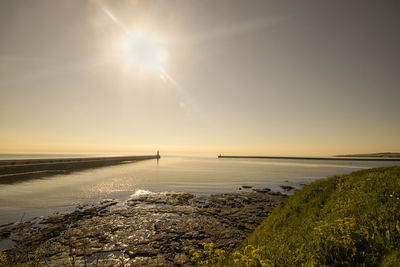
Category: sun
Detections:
[{"x1": 123, "y1": 32, "x2": 166, "y2": 71}]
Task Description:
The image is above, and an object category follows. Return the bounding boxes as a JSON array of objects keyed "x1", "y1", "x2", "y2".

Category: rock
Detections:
[
  {"x1": 280, "y1": 185, "x2": 295, "y2": 191},
  {"x1": 253, "y1": 188, "x2": 271, "y2": 193},
  {"x1": 170, "y1": 241, "x2": 181, "y2": 252},
  {"x1": 269, "y1": 191, "x2": 284, "y2": 196},
  {"x1": 128, "y1": 245, "x2": 158, "y2": 257},
  {"x1": 100, "y1": 199, "x2": 114, "y2": 204},
  {"x1": 2, "y1": 191, "x2": 287, "y2": 266},
  {"x1": 174, "y1": 253, "x2": 190, "y2": 266},
  {"x1": 242, "y1": 185, "x2": 253, "y2": 189}
]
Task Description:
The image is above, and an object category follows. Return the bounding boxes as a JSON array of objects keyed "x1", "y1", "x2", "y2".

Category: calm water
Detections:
[{"x1": 0, "y1": 155, "x2": 398, "y2": 225}]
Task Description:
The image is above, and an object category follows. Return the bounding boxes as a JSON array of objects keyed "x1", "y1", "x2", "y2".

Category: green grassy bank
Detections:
[{"x1": 194, "y1": 166, "x2": 400, "y2": 266}]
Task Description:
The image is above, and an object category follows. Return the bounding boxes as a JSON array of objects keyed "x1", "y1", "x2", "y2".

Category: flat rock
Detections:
[
  {"x1": 253, "y1": 187, "x2": 271, "y2": 193},
  {"x1": 128, "y1": 245, "x2": 158, "y2": 257},
  {"x1": 1, "y1": 191, "x2": 287, "y2": 266},
  {"x1": 280, "y1": 185, "x2": 295, "y2": 191},
  {"x1": 174, "y1": 253, "x2": 191, "y2": 266}
]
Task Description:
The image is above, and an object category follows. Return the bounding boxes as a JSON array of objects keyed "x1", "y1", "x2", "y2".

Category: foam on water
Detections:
[{"x1": 130, "y1": 189, "x2": 155, "y2": 197}]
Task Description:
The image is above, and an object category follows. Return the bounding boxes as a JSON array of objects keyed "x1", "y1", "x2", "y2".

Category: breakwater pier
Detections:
[
  {"x1": 0, "y1": 154, "x2": 160, "y2": 184},
  {"x1": 218, "y1": 155, "x2": 400, "y2": 162}
]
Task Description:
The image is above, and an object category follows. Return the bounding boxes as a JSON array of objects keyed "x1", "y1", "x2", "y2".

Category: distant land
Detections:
[
  {"x1": 335, "y1": 152, "x2": 400, "y2": 158},
  {"x1": 218, "y1": 154, "x2": 400, "y2": 161}
]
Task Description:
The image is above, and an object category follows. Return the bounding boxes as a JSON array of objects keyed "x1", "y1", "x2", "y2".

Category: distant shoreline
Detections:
[
  {"x1": 335, "y1": 152, "x2": 400, "y2": 158},
  {"x1": 218, "y1": 155, "x2": 400, "y2": 162}
]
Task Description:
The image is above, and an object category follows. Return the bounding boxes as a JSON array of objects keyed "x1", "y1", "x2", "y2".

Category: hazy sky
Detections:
[{"x1": 0, "y1": 0, "x2": 399, "y2": 156}]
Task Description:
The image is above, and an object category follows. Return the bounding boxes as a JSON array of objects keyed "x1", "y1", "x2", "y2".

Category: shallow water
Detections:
[{"x1": 0, "y1": 155, "x2": 398, "y2": 225}]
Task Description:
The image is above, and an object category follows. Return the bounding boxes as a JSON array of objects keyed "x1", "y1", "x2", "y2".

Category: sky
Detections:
[{"x1": 0, "y1": 0, "x2": 399, "y2": 156}]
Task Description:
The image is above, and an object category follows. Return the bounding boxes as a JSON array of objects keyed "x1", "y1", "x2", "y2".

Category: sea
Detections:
[{"x1": 0, "y1": 154, "x2": 398, "y2": 225}]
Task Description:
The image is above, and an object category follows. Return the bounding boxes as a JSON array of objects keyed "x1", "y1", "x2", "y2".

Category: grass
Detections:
[{"x1": 193, "y1": 166, "x2": 400, "y2": 266}]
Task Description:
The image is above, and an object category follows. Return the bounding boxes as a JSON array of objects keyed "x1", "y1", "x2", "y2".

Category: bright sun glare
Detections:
[{"x1": 123, "y1": 33, "x2": 166, "y2": 71}]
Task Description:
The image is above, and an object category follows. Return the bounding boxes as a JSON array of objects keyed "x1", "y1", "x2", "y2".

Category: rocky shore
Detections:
[{"x1": 0, "y1": 189, "x2": 287, "y2": 266}]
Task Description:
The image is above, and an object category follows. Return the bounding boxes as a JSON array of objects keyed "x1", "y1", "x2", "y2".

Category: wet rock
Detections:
[
  {"x1": 2, "y1": 191, "x2": 287, "y2": 266},
  {"x1": 100, "y1": 199, "x2": 115, "y2": 204},
  {"x1": 253, "y1": 187, "x2": 271, "y2": 193},
  {"x1": 280, "y1": 185, "x2": 295, "y2": 191},
  {"x1": 128, "y1": 245, "x2": 158, "y2": 257},
  {"x1": 174, "y1": 253, "x2": 190, "y2": 266}
]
